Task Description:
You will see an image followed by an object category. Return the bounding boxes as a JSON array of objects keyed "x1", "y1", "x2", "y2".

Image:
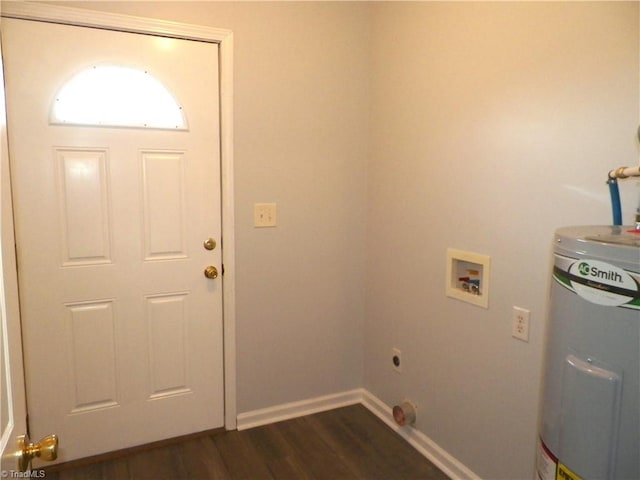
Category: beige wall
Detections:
[
  {"x1": 366, "y1": 2, "x2": 638, "y2": 479},
  {"x1": 12, "y1": 2, "x2": 640, "y2": 478}
]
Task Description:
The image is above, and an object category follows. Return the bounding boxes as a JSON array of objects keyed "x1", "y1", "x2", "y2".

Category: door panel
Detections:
[
  {"x1": 2, "y1": 18, "x2": 224, "y2": 463},
  {"x1": 57, "y1": 148, "x2": 112, "y2": 265}
]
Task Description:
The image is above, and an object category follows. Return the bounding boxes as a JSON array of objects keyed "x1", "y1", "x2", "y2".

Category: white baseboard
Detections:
[
  {"x1": 236, "y1": 389, "x2": 363, "y2": 431},
  {"x1": 236, "y1": 388, "x2": 479, "y2": 480},
  {"x1": 360, "y1": 390, "x2": 480, "y2": 480}
]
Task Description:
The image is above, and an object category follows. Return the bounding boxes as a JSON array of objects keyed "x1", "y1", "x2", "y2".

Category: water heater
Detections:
[{"x1": 538, "y1": 226, "x2": 639, "y2": 480}]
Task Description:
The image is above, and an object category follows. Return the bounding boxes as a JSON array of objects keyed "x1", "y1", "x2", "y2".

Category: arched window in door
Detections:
[{"x1": 51, "y1": 65, "x2": 186, "y2": 129}]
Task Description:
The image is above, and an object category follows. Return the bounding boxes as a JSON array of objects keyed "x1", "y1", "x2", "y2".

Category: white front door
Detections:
[{"x1": 2, "y1": 18, "x2": 224, "y2": 463}]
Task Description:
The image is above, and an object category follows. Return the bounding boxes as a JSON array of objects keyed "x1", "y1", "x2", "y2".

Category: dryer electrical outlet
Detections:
[{"x1": 391, "y1": 348, "x2": 402, "y2": 373}]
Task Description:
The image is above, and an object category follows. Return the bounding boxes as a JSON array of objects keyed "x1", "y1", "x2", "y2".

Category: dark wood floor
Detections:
[{"x1": 42, "y1": 404, "x2": 449, "y2": 480}]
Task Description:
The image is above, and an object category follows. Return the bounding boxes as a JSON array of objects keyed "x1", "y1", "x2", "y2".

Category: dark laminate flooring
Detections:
[{"x1": 43, "y1": 404, "x2": 450, "y2": 480}]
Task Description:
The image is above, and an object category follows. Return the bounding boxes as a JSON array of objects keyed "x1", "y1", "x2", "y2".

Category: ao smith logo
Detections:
[
  {"x1": 559, "y1": 258, "x2": 640, "y2": 308},
  {"x1": 577, "y1": 262, "x2": 624, "y2": 283}
]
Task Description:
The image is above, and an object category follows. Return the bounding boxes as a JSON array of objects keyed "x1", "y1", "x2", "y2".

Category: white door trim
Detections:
[
  {"x1": 0, "y1": 2, "x2": 29, "y2": 467},
  {"x1": 0, "y1": 1, "x2": 237, "y2": 430}
]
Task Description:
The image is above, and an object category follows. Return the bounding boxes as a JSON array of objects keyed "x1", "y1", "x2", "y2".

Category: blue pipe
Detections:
[{"x1": 607, "y1": 177, "x2": 622, "y2": 226}]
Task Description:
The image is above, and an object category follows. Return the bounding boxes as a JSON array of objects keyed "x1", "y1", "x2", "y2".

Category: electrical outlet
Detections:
[
  {"x1": 512, "y1": 306, "x2": 530, "y2": 342},
  {"x1": 392, "y1": 348, "x2": 402, "y2": 373}
]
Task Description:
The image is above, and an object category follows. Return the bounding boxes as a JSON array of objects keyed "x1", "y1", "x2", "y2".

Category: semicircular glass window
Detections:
[{"x1": 51, "y1": 65, "x2": 186, "y2": 129}]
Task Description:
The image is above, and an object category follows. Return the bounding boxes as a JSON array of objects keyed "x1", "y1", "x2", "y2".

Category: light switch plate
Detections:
[{"x1": 254, "y1": 203, "x2": 277, "y2": 227}]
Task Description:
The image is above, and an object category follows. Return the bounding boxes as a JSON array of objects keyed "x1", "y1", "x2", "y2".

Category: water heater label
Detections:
[
  {"x1": 537, "y1": 439, "x2": 558, "y2": 480},
  {"x1": 553, "y1": 254, "x2": 640, "y2": 309},
  {"x1": 557, "y1": 463, "x2": 582, "y2": 480},
  {"x1": 537, "y1": 439, "x2": 583, "y2": 480}
]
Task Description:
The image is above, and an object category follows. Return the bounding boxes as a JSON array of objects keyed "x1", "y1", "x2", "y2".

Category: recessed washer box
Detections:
[{"x1": 446, "y1": 248, "x2": 491, "y2": 308}]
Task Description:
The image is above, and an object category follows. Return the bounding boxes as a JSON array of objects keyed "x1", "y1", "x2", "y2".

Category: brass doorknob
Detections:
[
  {"x1": 204, "y1": 266, "x2": 218, "y2": 279},
  {"x1": 17, "y1": 434, "x2": 59, "y2": 471}
]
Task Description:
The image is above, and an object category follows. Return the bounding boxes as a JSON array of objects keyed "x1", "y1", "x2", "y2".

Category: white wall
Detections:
[
  {"x1": 366, "y1": 2, "x2": 639, "y2": 479},
  {"x1": 14, "y1": 1, "x2": 640, "y2": 478}
]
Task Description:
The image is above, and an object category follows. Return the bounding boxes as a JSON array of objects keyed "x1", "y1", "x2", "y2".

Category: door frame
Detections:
[
  {"x1": 0, "y1": 1, "x2": 237, "y2": 430},
  {"x1": 0, "y1": 0, "x2": 29, "y2": 468}
]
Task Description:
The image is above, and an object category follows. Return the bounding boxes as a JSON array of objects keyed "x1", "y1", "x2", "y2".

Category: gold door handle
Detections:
[
  {"x1": 17, "y1": 434, "x2": 58, "y2": 471},
  {"x1": 204, "y1": 266, "x2": 218, "y2": 279}
]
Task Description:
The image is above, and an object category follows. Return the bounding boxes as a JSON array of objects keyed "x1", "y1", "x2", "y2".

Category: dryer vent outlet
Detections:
[{"x1": 392, "y1": 401, "x2": 417, "y2": 427}]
